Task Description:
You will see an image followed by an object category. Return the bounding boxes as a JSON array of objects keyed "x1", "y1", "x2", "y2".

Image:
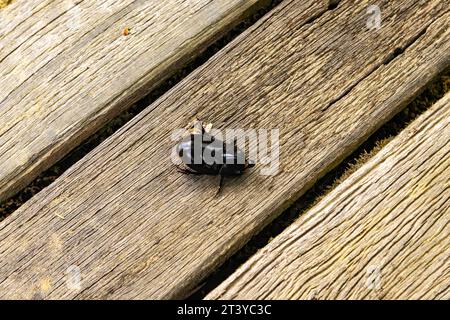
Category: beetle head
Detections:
[{"x1": 183, "y1": 117, "x2": 213, "y2": 138}]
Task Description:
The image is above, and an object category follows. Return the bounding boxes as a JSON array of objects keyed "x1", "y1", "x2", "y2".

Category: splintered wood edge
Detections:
[
  {"x1": 206, "y1": 92, "x2": 450, "y2": 300},
  {"x1": 0, "y1": 0, "x2": 270, "y2": 202}
]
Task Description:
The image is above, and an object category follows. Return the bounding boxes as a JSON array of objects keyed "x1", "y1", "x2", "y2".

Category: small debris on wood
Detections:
[{"x1": 123, "y1": 27, "x2": 131, "y2": 36}]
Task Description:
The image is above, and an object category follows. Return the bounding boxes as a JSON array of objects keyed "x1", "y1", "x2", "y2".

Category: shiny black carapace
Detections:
[{"x1": 176, "y1": 118, "x2": 254, "y2": 193}]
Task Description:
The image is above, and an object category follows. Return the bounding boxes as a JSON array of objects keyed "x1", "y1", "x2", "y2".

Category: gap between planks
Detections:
[
  {"x1": 0, "y1": 0, "x2": 448, "y2": 299},
  {"x1": 189, "y1": 67, "x2": 450, "y2": 299},
  {"x1": 207, "y1": 92, "x2": 450, "y2": 300}
]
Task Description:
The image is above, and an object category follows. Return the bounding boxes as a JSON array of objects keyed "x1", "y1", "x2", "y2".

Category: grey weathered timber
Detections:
[
  {"x1": 0, "y1": 0, "x2": 269, "y2": 202},
  {"x1": 207, "y1": 92, "x2": 450, "y2": 300},
  {"x1": 0, "y1": 0, "x2": 448, "y2": 299}
]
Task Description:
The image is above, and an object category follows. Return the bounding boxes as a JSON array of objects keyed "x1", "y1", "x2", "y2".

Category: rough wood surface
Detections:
[
  {"x1": 0, "y1": 0, "x2": 14, "y2": 10},
  {"x1": 0, "y1": 0, "x2": 268, "y2": 202},
  {"x1": 207, "y1": 92, "x2": 450, "y2": 300},
  {"x1": 0, "y1": 0, "x2": 448, "y2": 299}
]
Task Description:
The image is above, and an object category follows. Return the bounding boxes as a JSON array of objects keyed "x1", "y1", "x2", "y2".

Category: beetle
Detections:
[{"x1": 176, "y1": 117, "x2": 255, "y2": 194}]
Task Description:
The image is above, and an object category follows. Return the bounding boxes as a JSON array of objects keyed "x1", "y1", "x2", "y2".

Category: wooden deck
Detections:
[
  {"x1": 0, "y1": 0, "x2": 448, "y2": 300},
  {"x1": 207, "y1": 93, "x2": 450, "y2": 300}
]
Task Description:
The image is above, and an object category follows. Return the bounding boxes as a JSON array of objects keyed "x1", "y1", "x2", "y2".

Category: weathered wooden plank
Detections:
[
  {"x1": 207, "y1": 93, "x2": 450, "y2": 300},
  {"x1": 0, "y1": 0, "x2": 270, "y2": 202},
  {"x1": 0, "y1": 0, "x2": 448, "y2": 299}
]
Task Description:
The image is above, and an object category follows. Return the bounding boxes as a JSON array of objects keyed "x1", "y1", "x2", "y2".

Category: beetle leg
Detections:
[{"x1": 176, "y1": 166, "x2": 201, "y2": 175}]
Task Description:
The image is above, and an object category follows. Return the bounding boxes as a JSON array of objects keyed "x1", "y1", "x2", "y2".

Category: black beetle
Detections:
[{"x1": 176, "y1": 117, "x2": 254, "y2": 193}]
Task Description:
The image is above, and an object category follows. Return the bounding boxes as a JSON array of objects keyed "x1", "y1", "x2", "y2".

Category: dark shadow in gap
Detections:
[
  {"x1": 188, "y1": 67, "x2": 450, "y2": 300},
  {"x1": 0, "y1": 0, "x2": 286, "y2": 221}
]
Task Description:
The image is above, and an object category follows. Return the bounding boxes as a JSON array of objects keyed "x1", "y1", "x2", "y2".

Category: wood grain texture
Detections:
[
  {"x1": 0, "y1": 0, "x2": 449, "y2": 299},
  {"x1": 207, "y1": 92, "x2": 450, "y2": 300},
  {"x1": 0, "y1": 0, "x2": 268, "y2": 202}
]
